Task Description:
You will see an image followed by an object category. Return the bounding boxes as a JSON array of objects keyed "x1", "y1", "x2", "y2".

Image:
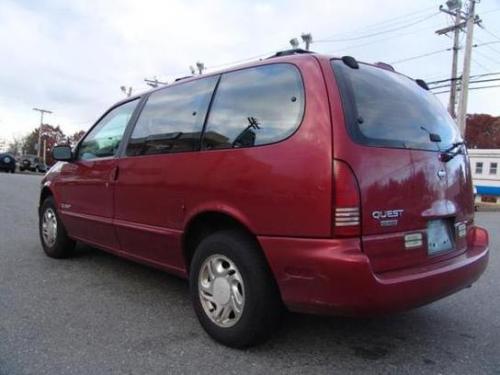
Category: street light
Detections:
[
  {"x1": 120, "y1": 86, "x2": 133, "y2": 97},
  {"x1": 289, "y1": 38, "x2": 300, "y2": 48},
  {"x1": 301, "y1": 33, "x2": 313, "y2": 50},
  {"x1": 196, "y1": 62, "x2": 205, "y2": 75}
]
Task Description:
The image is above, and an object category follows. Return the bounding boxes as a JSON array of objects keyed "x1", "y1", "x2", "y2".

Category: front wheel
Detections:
[
  {"x1": 39, "y1": 197, "x2": 76, "y2": 258},
  {"x1": 189, "y1": 230, "x2": 283, "y2": 348}
]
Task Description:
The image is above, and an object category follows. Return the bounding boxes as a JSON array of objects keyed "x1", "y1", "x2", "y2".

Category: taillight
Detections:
[{"x1": 333, "y1": 160, "x2": 361, "y2": 237}]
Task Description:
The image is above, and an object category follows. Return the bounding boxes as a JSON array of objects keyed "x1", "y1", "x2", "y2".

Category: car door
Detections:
[
  {"x1": 113, "y1": 76, "x2": 218, "y2": 272},
  {"x1": 58, "y1": 99, "x2": 139, "y2": 250}
]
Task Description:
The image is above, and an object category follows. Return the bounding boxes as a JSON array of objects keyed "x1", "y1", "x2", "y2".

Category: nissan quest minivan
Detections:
[{"x1": 39, "y1": 50, "x2": 489, "y2": 348}]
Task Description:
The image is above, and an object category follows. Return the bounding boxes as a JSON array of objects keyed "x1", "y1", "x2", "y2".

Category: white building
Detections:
[{"x1": 468, "y1": 149, "x2": 500, "y2": 204}]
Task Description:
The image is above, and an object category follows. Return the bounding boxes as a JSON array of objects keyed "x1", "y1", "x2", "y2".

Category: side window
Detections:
[
  {"x1": 490, "y1": 162, "x2": 498, "y2": 175},
  {"x1": 202, "y1": 64, "x2": 304, "y2": 150},
  {"x1": 126, "y1": 76, "x2": 218, "y2": 156},
  {"x1": 475, "y1": 162, "x2": 483, "y2": 174},
  {"x1": 78, "y1": 99, "x2": 138, "y2": 160}
]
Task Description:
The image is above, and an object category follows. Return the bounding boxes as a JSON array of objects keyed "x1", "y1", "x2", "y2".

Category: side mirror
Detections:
[{"x1": 52, "y1": 145, "x2": 73, "y2": 161}]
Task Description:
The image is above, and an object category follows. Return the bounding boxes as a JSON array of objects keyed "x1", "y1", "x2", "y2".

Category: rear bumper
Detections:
[{"x1": 259, "y1": 226, "x2": 489, "y2": 316}]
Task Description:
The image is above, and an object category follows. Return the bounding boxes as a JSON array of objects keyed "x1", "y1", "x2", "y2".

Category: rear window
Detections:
[{"x1": 332, "y1": 60, "x2": 461, "y2": 151}]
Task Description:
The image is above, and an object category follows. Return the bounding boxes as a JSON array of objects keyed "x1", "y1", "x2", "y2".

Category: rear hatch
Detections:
[{"x1": 331, "y1": 60, "x2": 474, "y2": 273}]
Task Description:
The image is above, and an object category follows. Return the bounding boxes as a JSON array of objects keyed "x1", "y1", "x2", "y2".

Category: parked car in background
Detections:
[
  {"x1": 38, "y1": 50, "x2": 489, "y2": 348},
  {"x1": 0, "y1": 153, "x2": 16, "y2": 173},
  {"x1": 20, "y1": 155, "x2": 47, "y2": 173}
]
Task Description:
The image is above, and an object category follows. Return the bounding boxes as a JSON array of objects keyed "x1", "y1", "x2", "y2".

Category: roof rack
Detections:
[
  {"x1": 267, "y1": 48, "x2": 313, "y2": 59},
  {"x1": 174, "y1": 75, "x2": 193, "y2": 82},
  {"x1": 374, "y1": 62, "x2": 396, "y2": 72}
]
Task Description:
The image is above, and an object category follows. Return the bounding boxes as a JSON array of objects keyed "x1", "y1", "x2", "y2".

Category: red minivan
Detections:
[{"x1": 39, "y1": 50, "x2": 489, "y2": 348}]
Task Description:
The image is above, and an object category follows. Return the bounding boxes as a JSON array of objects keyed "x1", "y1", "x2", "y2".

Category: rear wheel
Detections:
[
  {"x1": 189, "y1": 230, "x2": 283, "y2": 348},
  {"x1": 39, "y1": 197, "x2": 75, "y2": 258}
]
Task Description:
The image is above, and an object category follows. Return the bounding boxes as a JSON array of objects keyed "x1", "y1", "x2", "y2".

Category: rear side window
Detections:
[
  {"x1": 332, "y1": 60, "x2": 460, "y2": 151},
  {"x1": 126, "y1": 76, "x2": 218, "y2": 156},
  {"x1": 202, "y1": 64, "x2": 304, "y2": 149}
]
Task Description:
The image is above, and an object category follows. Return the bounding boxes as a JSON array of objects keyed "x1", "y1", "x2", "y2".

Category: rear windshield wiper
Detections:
[{"x1": 440, "y1": 141, "x2": 465, "y2": 162}]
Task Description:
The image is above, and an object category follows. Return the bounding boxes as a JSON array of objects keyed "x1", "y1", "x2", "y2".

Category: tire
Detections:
[
  {"x1": 39, "y1": 196, "x2": 76, "y2": 258},
  {"x1": 11, "y1": 168, "x2": 15, "y2": 173},
  {"x1": 189, "y1": 230, "x2": 283, "y2": 348}
]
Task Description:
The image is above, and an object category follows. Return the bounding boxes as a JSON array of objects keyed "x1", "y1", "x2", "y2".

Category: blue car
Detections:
[{"x1": 0, "y1": 153, "x2": 16, "y2": 173}]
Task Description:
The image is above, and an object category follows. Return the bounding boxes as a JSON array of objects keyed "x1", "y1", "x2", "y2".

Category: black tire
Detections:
[
  {"x1": 11, "y1": 168, "x2": 15, "y2": 173},
  {"x1": 189, "y1": 230, "x2": 283, "y2": 348},
  {"x1": 39, "y1": 196, "x2": 76, "y2": 258}
]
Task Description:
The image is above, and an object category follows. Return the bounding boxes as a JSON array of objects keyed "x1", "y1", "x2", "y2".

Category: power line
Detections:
[
  {"x1": 427, "y1": 71, "x2": 500, "y2": 84},
  {"x1": 315, "y1": 12, "x2": 440, "y2": 43},
  {"x1": 471, "y1": 56, "x2": 494, "y2": 72},
  {"x1": 474, "y1": 48, "x2": 500, "y2": 65},
  {"x1": 430, "y1": 77, "x2": 500, "y2": 90},
  {"x1": 317, "y1": 6, "x2": 436, "y2": 40},
  {"x1": 433, "y1": 84, "x2": 500, "y2": 94},
  {"x1": 475, "y1": 34, "x2": 500, "y2": 56},
  {"x1": 390, "y1": 48, "x2": 450, "y2": 64},
  {"x1": 481, "y1": 26, "x2": 500, "y2": 41},
  {"x1": 482, "y1": 8, "x2": 500, "y2": 15},
  {"x1": 331, "y1": 23, "x2": 442, "y2": 54}
]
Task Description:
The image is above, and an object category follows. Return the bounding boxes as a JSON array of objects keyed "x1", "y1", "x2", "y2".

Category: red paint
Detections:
[{"x1": 41, "y1": 53, "x2": 489, "y2": 316}]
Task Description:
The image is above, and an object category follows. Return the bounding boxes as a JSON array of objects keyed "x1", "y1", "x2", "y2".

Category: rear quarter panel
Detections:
[{"x1": 176, "y1": 56, "x2": 333, "y2": 237}]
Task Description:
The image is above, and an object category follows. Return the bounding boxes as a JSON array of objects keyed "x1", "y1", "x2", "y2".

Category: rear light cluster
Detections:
[
  {"x1": 333, "y1": 160, "x2": 361, "y2": 237},
  {"x1": 334, "y1": 208, "x2": 360, "y2": 226}
]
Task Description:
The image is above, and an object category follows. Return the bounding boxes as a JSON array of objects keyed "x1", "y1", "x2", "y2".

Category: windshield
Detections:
[{"x1": 331, "y1": 60, "x2": 461, "y2": 151}]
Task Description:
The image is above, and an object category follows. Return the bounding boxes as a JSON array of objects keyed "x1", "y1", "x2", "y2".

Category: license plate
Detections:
[{"x1": 427, "y1": 219, "x2": 453, "y2": 255}]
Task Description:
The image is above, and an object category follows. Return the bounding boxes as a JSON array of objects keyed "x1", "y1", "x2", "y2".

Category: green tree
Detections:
[{"x1": 22, "y1": 124, "x2": 66, "y2": 164}]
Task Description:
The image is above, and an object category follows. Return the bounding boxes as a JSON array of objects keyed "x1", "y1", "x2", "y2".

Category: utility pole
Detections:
[
  {"x1": 449, "y1": 11, "x2": 461, "y2": 119},
  {"x1": 456, "y1": 0, "x2": 480, "y2": 136},
  {"x1": 32, "y1": 108, "x2": 52, "y2": 158},
  {"x1": 43, "y1": 138, "x2": 47, "y2": 165},
  {"x1": 436, "y1": 0, "x2": 465, "y2": 119}
]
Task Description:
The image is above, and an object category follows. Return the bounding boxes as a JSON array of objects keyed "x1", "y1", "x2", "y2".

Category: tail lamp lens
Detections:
[{"x1": 333, "y1": 160, "x2": 361, "y2": 237}]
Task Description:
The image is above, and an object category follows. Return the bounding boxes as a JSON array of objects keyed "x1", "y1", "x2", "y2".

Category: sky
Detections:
[{"x1": 1, "y1": 0, "x2": 499, "y2": 142}]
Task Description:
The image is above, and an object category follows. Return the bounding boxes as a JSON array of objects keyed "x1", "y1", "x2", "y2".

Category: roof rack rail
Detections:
[
  {"x1": 267, "y1": 48, "x2": 313, "y2": 59},
  {"x1": 174, "y1": 75, "x2": 193, "y2": 82},
  {"x1": 374, "y1": 62, "x2": 395, "y2": 72}
]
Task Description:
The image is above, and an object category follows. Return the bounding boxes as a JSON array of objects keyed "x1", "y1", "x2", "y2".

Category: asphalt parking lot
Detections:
[{"x1": 0, "y1": 172, "x2": 499, "y2": 375}]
